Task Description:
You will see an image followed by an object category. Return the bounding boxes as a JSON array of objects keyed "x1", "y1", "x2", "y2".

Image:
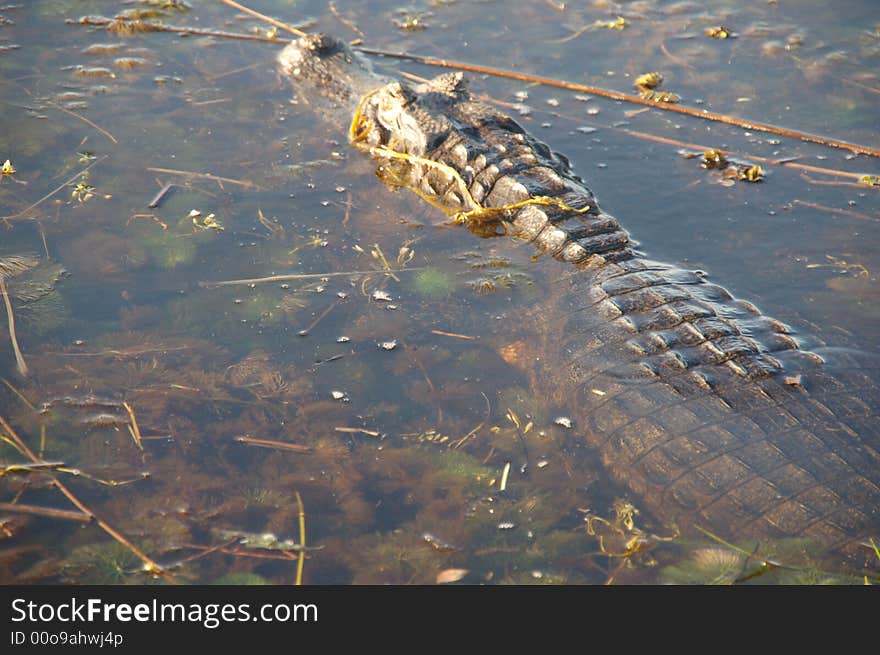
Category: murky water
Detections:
[{"x1": 0, "y1": 0, "x2": 878, "y2": 584}]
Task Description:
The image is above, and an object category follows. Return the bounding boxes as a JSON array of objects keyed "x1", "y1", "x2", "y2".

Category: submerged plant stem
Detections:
[
  {"x1": 0, "y1": 277, "x2": 27, "y2": 376},
  {"x1": 0, "y1": 415, "x2": 170, "y2": 580},
  {"x1": 295, "y1": 491, "x2": 306, "y2": 585}
]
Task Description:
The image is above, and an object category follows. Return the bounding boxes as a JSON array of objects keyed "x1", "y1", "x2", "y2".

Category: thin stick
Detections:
[
  {"x1": 1, "y1": 378, "x2": 35, "y2": 410},
  {"x1": 181, "y1": 543, "x2": 301, "y2": 561},
  {"x1": 147, "y1": 183, "x2": 175, "y2": 209},
  {"x1": 235, "y1": 435, "x2": 313, "y2": 452},
  {"x1": 77, "y1": 16, "x2": 285, "y2": 44},
  {"x1": 792, "y1": 199, "x2": 878, "y2": 222},
  {"x1": 2, "y1": 156, "x2": 107, "y2": 222},
  {"x1": 301, "y1": 298, "x2": 341, "y2": 335},
  {"x1": 200, "y1": 267, "x2": 424, "y2": 287},
  {"x1": 145, "y1": 166, "x2": 265, "y2": 190},
  {"x1": 294, "y1": 490, "x2": 306, "y2": 585},
  {"x1": 122, "y1": 401, "x2": 144, "y2": 451},
  {"x1": 0, "y1": 502, "x2": 91, "y2": 522},
  {"x1": 219, "y1": 0, "x2": 308, "y2": 37},
  {"x1": 0, "y1": 277, "x2": 27, "y2": 376},
  {"x1": 46, "y1": 100, "x2": 118, "y2": 145},
  {"x1": 334, "y1": 427, "x2": 381, "y2": 437},
  {"x1": 359, "y1": 47, "x2": 880, "y2": 158},
  {"x1": 429, "y1": 329, "x2": 478, "y2": 340},
  {"x1": 0, "y1": 415, "x2": 169, "y2": 580},
  {"x1": 329, "y1": 1, "x2": 365, "y2": 38}
]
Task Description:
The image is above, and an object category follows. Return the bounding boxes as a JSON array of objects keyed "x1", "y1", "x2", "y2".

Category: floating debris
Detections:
[
  {"x1": 497, "y1": 521, "x2": 515, "y2": 530},
  {"x1": 634, "y1": 71, "x2": 663, "y2": 90},
  {"x1": 189, "y1": 209, "x2": 223, "y2": 231},
  {"x1": 1, "y1": 159, "x2": 15, "y2": 176},
  {"x1": 336, "y1": 336, "x2": 350, "y2": 343},
  {"x1": 371, "y1": 290, "x2": 393, "y2": 302},
  {"x1": 436, "y1": 568, "x2": 469, "y2": 584},
  {"x1": 554, "y1": 416, "x2": 573, "y2": 428},
  {"x1": 702, "y1": 148, "x2": 728, "y2": 170},
  {"x1": 706, "y1": 25, "x2": 735, "y2": 39},
  {"x1": 377, "y1": 340, "x2": 398, "y2": 351},
  {"x1": 633, "y1": 71, "x2": 679, "y2": 103},
  {"x1": 330, "y1": 390, "x2": 349, "y2": 401}
]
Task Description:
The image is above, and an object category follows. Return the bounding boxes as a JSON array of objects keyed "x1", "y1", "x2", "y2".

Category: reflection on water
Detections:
[{"x1": 0, "y1": 0, "x2": 877, "y2": 584}]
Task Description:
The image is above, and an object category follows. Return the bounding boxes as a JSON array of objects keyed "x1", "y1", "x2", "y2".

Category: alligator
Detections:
[{"x1": 278, "y1": 34, "x2": 880, "y2": 566}]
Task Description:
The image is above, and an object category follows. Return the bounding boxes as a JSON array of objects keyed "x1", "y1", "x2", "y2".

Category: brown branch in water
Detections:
[
  {"x1": 798, "y1": 174, "x2": 875, "y2": 189},
  {"x1": 75, "y1": 16, "x2": 286, "y2": 44},
  {"x1": 329, "y1": 1, "x2": 366, "y2": 39},
  {"x1": 235, "y1": 435, "x2": 313, "y2": 452},
  {"x1": 0, "y1": 502, "x2": 91, "y2": 523},
  {"x1": 300, "y1": 297, "x2": 342, "y2": 336},
  {"x1": 123, "y1": 401, "x2": 144, "y2": 451},
  {"x1": 145, "y1": 166, "x2": 265, "y2": 190},
  {"x1": 429, "y1": 329, "x2": 479, "y2": 340},
  {"x1": 0, "y1": 278, "x2": 27, "y2": 376},
  {"x1": 147, "y1": 183, "x2": 175, "y2": 209},
  {"x1": 181, "y1": 543, "x2": 301, "y2": 562},
  {"x1": 361, "y1": 47, "x2": 880, "y2": 158},
  {"x1": 0, "y1": 414, "x2": 170, "y2": 580},
  {"x1": 46, "y1": 100, "x2": 117, "y2": 145},
  {"x1": 792, "y1": 199, "x2": 878, "y2": 222},
  {"x1": 219, "y1": 0, "x2": 307, "y2": 37}
]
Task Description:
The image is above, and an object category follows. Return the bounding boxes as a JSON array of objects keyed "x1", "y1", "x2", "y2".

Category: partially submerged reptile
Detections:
[{"x1": 278, "y1": 34, "x2": 880, "y2": 567}]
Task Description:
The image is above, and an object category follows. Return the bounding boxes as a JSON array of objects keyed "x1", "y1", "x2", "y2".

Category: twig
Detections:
[
  {"x1": 0, "y1": 277, "x2": 27, "y2": 377},
  {"x1": 200, "y1": 267, "x2": 424, "y2": 287},
  {"x1": 334, "y1": 427, "x2": 381, "y2": 437},
  {"x1": 145, "y1": 166, "x2": 265, "y2": 190},
  {"x1": 0, "y1": 414, "x2": 170, "y2": 580},
  {"x1": 1, "y1": 155, "x2": 107, "y2": 222},
  {"x1": 147, "y1": 183, "x2": 175, "y2": 209},
  {"x1": 329, "y1": 1, "x2": 366, "y2": 38},
  {"x1": 359, "y1": 47, "x2": 880, "y2": 158},
  {"x1": 76, "y1": 16, "x2": 285, "y2": 44},
  {"x1": 300, "y1": 297, "x2": 342, "y2": 336},
  {"x1": 122, "y1": 401, "x2": 144, "y2": 451},
  {"x1": 798, "y1": 173, "x2": 874, "y2": 189},
  {"x1": 792, "y1": 199, "x2": 878, "y2": 222},
  {"x1": 0, "y1": 502, "x2": 91, "y2": 523},
  {"x1": 294, "y1": 490, "x2": 306, "y2": 585},
  {"x1": 46, "y1": 100, "x2": 117, "y2": 145},
  {"x1": 235, "y1": 435, "x2": 313, "y2": 452},
  {"x1": 219, "y1": 0, "x2": 307, "y2": 37},
  {"x1": 429, "y1": 329, "x2": 478, "y2": 340},
  {"x1": 181, "y1": 543, "x2": 301, "y2": 561}
]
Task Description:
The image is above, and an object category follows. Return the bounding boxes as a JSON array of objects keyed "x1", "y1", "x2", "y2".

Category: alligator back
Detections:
[{"x1": 281, "y1": 35, "x2": 880, "y2": 563}]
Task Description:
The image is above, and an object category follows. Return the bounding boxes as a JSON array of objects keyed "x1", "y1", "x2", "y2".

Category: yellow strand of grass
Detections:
[{"x1": 351, "y1": 90, "x2": 593, "y2": 226}]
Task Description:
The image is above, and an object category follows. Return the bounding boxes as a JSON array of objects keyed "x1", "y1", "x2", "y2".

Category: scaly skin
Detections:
[{"x1": 279, "y1": 34, "x2": 880, "y2": 563}]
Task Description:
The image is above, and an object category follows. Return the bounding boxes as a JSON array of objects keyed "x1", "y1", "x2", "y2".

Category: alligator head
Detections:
[
  {"x1": 277, "y1": 33, "x2": 387, "y2": 125},
  {"x1": 278, "y1": 33, "x2": 454, "y2": 156}
]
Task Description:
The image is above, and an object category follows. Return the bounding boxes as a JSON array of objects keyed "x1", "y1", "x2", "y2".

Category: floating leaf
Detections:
[{"x1": 436, "y1": 568, "x2": 469, "y2": 584}]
